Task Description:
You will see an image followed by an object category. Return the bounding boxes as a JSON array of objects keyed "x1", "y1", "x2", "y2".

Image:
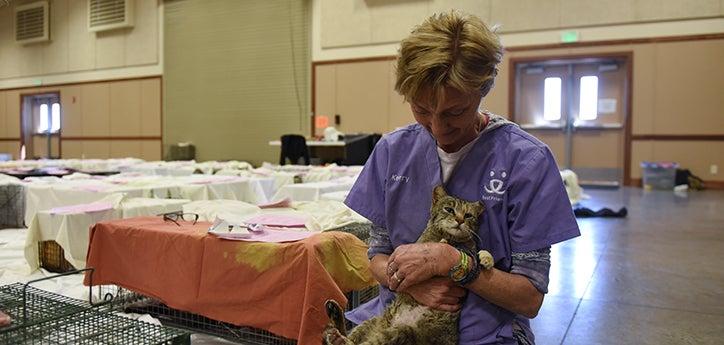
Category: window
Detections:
[
  {"x1": 51, "y1": 103, "x2": 60, "y2": 132},
  {"x1": 543, "y1": 77, "x2": 562, "y2": 121},
  {"x1": 578, "y1": 76, "x2": 599, "y2": 120},
  {"x1": 36, "y1": 102, "x2": 61, "y2": 133},
  {"x1": 38, "y1": 104, "x2": 49, "y2": 133}
]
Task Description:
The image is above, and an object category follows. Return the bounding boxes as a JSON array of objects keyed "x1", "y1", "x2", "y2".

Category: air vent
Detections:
[
  {"x1": 88, "y1": 0, "x2": 134, "y2": 32},
  {"x1": 15, "y1": 1, "x2": 49, "y2": 44}
]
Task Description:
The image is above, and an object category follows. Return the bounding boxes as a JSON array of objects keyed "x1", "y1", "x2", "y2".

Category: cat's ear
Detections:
[
  {"x1": 474, "y1": 201, "x2": 485, "y2": 215},
  {"x1": 432, "y1": 185, "x2": 447, "y2": 204}
]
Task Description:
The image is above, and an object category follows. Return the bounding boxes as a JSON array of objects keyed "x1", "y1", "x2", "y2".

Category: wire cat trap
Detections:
[
  {"x1": 105, "y1": 284, "x2": 380, "y2": 345},
  {"x1": 0, "y1": 183, "x2": 24, "y2": 229},
  {"x1": 0, "y1": 269, "x2": 190, "y2": 345}
]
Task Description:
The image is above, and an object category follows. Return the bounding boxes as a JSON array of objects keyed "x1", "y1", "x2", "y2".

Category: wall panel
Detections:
[
  {"x1": 0, "y1": 142, "x2": 20, "y2": 159},
  {"x1": 320, "y1": 0, "x2": 371, "y2": 47},
  {"x1": 369, "y1": 1, "x2": 428, "y2": 44},
  {"x1": 67, "y1": 0, "x2": 96, "y2": 72},
  {"x1": 653, "y1": 40, "x2": 724, "y2": 134},
  {"x1": 81, "y1": 140, "x2": 110, "y2": 159},
  {"x1": 125, "y1": 0, "x2": 159, "y2": 66},
  {"x1": 335, "y1": 61, "x2": 389, "y2": 134},
  {"x1": 59, "y1": 86, "x2": 82, "y2": 137},
  {"x1": 95, "y1": 31, "x2": 126, "y2": 69},
  {"x1": 43, "y1": 0, "x2": 70, "y2": 75},
  {"x1": 634, "y1": 0, "x2": 720, "y2": 21},
  {"x1": 629, "y1": 45, "x2": 656, "y2": 135},
  {"x1": 491, "y1": 0, "x2": 560, "y2": 32},
  {"x1": 559, "y1": 0, "x2": 635, "y2": 27},
  {"x1": 80, "y1": 84, "x2": 110, "y2": 136},
  {"x1": 140, "y1": 78, "x2": 161, "y2": 136},
  {"x1": 140, "y1": 140, "x2": 162, "y2": 161},
  {"x1": 110, "y1": 141, "x2": 142, "y2": 158},
  {"x1": 110, "y1": 81, "x2": 142, "y2": 137},
  {"x1": 5, "y1": 90, "x2": 20, "y2": 138},
  {"x1": 387, "y1": 60, "x2": 413, "y2": 131},
  {"x1": 61, "y1": 141, "x2": 82, "y2": 158}
]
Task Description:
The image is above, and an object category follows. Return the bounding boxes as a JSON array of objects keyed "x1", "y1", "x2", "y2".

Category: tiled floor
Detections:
[{"x1": 532, "y1": 187, "x2": 724, "y2": 345}]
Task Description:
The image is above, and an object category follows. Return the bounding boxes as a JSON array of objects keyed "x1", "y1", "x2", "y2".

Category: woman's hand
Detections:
[
  {"x1": 387, "y1": 242, "x2": 460, "y2": 292},
  {"x1": 399, "y1": 277, "x2": 467, "y2": 312}
]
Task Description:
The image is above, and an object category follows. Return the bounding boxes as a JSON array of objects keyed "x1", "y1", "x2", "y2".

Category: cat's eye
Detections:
[
  {"x1": 464, "y1": 213, "x2": 473, "y2": 219},
  {"x1": 444, "y1": 207, "x2": 454, "y2": 214}
]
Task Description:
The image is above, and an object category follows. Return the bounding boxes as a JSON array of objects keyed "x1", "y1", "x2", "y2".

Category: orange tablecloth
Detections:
[{"x1": 83, "y1": 217, "x2": 374, "y2": 345}]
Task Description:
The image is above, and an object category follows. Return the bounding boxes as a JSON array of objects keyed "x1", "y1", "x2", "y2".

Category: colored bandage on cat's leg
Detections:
[
  {"x1": 478, "y1": 250, "x2": 494, "y2": 270},
  {"x1": 325, "y1": 299, "x2": 347, "y2": 336}
]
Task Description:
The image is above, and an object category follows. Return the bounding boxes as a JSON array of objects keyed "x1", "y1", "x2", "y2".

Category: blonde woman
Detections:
[{"x1": 343, "y1": 11, "x2": 580, "y2": 344}]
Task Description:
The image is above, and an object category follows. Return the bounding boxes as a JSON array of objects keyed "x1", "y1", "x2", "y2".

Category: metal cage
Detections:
[
  {"x1": 102, "y1": 284, "x2": 380, "y2": 345},
  {"x1": 0, "y1": 271, "x2": 191, "y2": 345}
]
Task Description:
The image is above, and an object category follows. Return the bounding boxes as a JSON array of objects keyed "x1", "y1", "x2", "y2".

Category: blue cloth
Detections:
[{"x1": 344, "y1": 122, "x2": 580, "y2": 345}]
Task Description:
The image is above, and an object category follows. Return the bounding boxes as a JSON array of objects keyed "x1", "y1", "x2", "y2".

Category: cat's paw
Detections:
[
  {"x1": 439, "y1": 239, "x2": 448, "y2": 244},
  {"x1": 478, "y1": 250, "x2": 494, "y2": 270},
  {"x1": 323, "y1": 325, "x2": 349, "y2": 345}
]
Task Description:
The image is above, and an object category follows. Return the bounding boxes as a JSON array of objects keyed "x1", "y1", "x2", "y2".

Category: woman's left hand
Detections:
[{"x1": 387, "y1": 243, "x2": 459, "y2": 292}]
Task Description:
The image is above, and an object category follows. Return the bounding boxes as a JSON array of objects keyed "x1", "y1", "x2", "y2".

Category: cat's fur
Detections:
[{"x1": 323, "y1": 186, "x2": 494, "y2": 345}]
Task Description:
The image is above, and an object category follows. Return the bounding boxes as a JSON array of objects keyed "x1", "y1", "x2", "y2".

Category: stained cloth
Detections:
[{"x1": 83, "y1": 217, "x2": 374, "y2": 345}]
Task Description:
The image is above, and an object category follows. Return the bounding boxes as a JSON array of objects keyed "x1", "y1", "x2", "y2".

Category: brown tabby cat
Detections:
[{"x1": 323, "y1": 185, "x2": 494, "y2": 345}]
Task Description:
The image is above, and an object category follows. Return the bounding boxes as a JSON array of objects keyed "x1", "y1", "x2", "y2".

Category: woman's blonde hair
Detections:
[{"x1": 395, "y1": 11, "x2": 503, "y2": 103}]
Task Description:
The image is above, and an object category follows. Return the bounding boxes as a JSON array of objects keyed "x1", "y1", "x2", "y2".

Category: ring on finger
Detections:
[{"x1": 392, "y1": 272, "x2": 403, "y2": 283}]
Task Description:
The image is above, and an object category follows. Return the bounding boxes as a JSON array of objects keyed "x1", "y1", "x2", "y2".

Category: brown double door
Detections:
[{"x1": 514, "y1": 57, "x2": 629, "y2": 186}]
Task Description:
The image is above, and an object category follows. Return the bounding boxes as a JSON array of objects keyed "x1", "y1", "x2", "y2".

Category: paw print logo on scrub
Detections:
[{"x1": 484, "y1": 170, "x2": 507, "y2": 195}]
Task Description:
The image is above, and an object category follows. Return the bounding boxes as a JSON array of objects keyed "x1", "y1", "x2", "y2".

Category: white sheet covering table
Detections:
[
  {"x1": 23, "y1": 175, "x2": 274, "y2": 225},
  {"x1": 270, "y1": 177, "x2": 356, "y2": 202},
  {"x1": 24, "y1": 197, "x2": 189, "y2": 271}
]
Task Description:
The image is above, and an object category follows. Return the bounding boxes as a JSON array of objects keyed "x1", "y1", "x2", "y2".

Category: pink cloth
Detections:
[
  {"x1": 49, "y1": 202, "x2": 114, "y2": 215},
  {"x1": 245, "y1": 214, "x2": 307, "y2": 228},
  {"x1": 211, "y1": 228, "x2": 314, "y2": 242}
]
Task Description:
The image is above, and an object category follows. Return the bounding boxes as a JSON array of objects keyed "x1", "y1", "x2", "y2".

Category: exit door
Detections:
[
  {"x1": 21, "y1": 92, "x2": 61, "y2": 159},
  {"x1": 513, "y1": 57, "x2": 629, "y2": 186}
]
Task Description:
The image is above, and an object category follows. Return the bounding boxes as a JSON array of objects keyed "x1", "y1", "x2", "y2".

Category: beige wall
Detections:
[
  {"x1": 0, "y1": 78, "x2": 162, "y2": 160},
  {"x1": 314, "y1": 37, "x2": 724, "y2": 182},
  {"x1": 0, "y1": 0, "x2": 161, "y2": 88},
  {"x1": 320, "y1": 0, "x2": 723, "y2": 48},
  {"x1": 315, "y1": 60, "x2": 411, "y2": 135}
]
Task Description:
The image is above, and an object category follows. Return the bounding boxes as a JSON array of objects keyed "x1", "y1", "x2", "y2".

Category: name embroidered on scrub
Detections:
[{"x1": 390, "y1": 174, "x2": 410, "y2": 183}]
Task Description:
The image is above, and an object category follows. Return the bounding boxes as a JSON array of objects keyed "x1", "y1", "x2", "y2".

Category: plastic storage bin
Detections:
[{"x1": 640, "y1": 161, "x2": 679, "y2": 189}]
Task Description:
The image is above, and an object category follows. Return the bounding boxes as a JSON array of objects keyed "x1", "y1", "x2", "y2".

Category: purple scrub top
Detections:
[{"x1": 344, "y1": 122, "x2": 580, "y2": 345}]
